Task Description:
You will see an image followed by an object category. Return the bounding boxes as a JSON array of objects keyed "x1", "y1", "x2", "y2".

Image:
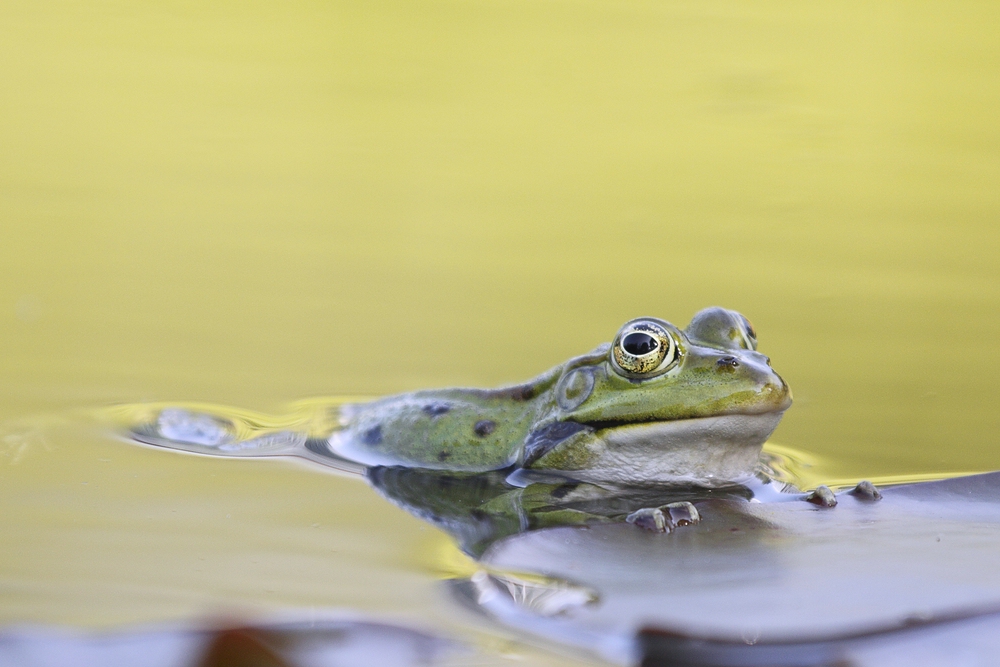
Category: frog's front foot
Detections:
[
  {"x1": 626, "y1": 508, "x2": 668, "y2": 532},
  {"x1": 626, "y1": 501, "x2": 701, "y2": 533},
  {"x1": 802, "y1": 481, "x2": 883, "y2": 508}
]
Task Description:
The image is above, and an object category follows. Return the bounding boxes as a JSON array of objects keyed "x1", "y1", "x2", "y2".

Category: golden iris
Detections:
[{"x1": 612, "y1": 320, "x2": 677, "y2": 376}]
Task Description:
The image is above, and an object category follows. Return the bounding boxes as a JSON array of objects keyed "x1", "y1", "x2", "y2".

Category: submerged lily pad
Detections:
[
  {"x1": 453, "y1": 472, "x2": 1000, "y2": 666},
  {"x1": 0, "y1": 618, "x2": 459, "y2": 667}
]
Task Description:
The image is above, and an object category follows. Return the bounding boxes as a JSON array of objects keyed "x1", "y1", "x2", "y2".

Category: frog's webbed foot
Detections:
[
  {"x1": 849, "y1": 479, "x2": 883, "y2": 500},
  {"x1": 625, "y1": 501, "x2": 701, "y2": 533}
]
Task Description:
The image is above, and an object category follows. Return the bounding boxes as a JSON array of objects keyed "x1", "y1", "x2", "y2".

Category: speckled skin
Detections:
[{"x1": 329, "y1": 308, "x2": 792, "y2": 483}]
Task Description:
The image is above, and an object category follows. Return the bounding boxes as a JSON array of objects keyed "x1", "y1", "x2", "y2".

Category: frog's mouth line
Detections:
[
  {"x1": 587, "y1": 411, "x2": 786, "y2": 443},
  {"x1": 579, "y1": 389, "x2": 793, "y2": 432}
]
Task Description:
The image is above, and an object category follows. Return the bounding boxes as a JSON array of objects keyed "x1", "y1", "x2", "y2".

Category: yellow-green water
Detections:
[{"x1": 1, "y1": 0, "x2": 998, "y2": 662}]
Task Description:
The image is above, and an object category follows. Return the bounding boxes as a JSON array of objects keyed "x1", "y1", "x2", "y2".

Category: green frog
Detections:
[
  {"x1": 133, "y1": 307, "x2": 790, "y2": 487},
  {"x1": 324, "y1": 306, "x2": 789, "y2": 486}
]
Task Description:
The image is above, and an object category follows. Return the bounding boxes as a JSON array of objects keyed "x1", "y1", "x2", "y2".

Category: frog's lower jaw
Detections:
[{"x1": 528, "y1": 412, "x2": 786, "y2": 487}]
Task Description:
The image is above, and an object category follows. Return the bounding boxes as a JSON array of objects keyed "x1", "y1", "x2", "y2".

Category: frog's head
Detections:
[{"x1": 525, "y1": 308, "x2": 792, "y2": 485}]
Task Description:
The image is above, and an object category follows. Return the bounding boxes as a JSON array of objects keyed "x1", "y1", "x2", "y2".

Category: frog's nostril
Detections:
[{"x1": 717, "y1": 355, "x2": 739, "y2": 368}]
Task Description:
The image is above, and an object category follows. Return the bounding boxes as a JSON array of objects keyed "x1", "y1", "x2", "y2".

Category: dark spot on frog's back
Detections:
[
  {"x1": 437, "y1": 450, "x2": 451, "y2": 462},
  {"x1": 496, "y1": 383, "x2": 535, "y2": 401},
  {"x1": 422, "y1": 402, "x2": 451, "y2": 417},
  {"x1": 362, "y1": 425, "x2": 382, "y2": 446},
  {"x1": 474, "y1": 420, "x2": 496, "y2": 437}
]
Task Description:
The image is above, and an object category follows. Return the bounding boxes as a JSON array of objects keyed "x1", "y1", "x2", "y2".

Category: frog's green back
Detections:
[{"x1": 330, "y1": 373, "x2": 560, "y2": 471}]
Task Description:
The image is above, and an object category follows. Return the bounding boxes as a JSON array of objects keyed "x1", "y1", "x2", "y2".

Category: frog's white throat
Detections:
[{"x1": 544, "y1": 412, "x2": 786, "y2": 487}]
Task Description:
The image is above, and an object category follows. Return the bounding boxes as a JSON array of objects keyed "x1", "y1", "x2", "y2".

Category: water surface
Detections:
[{"x1": 1, "y1": 0, "x2": 998, "y2": 663}]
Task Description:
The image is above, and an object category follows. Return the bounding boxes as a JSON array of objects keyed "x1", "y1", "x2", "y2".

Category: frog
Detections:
[
  {"x1": 130, "y1": 307, "x2": 791, "y2": 489},
  {"x1": 325, "y1": 306, "x2": 791, "y2": 486}
]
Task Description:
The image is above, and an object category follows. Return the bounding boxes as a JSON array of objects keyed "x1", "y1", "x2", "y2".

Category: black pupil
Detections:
[{"x1": 623, "y1": 332, "x2": 659, "y2": 356}]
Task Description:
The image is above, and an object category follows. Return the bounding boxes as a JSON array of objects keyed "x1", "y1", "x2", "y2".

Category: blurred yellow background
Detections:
[{"x1": 1, "y1": 0, "x2": 998, "y2": 647}]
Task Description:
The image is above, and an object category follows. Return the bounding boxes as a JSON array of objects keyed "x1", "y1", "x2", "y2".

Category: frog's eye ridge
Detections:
[{"x1": 612, "y1": 320, "x2": 678, "y2": 377}]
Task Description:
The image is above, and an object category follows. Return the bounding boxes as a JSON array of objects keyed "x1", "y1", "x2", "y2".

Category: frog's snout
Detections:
[
  {"x1": 762, "y1": 359, "x2": 793, "y2": 410},
  {"x1": 714, "y1": 351, "x2": 772, "y2": 370},
  {"x1": 767, "y1": 374, "x2": 793, "y2": 411},
  {"x1": 714, "y1": 350, "x2": 792, "y2": 413}
]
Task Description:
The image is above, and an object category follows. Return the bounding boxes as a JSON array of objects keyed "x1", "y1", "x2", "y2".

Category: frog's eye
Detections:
[{"x1": 611, "y1": 320, "x2": 678, "y2": 378}]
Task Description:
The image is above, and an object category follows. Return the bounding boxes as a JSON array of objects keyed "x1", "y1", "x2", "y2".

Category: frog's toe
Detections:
[
  {"x1": 661, "y1": 501, "x2": 700, "y2": 526},
  {"x1": 804, "y1": 485, "x2": 838, "y2": 508},
  {"x1": 849, "y1": 480, "x2": 883, "y2": 501},
  {"x1": 626, "y1": 507, "x2": 669, "y2": 533}
]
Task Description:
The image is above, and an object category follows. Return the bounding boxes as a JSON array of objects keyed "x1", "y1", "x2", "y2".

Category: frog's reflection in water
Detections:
[
  {"x1": 365, "y1": 465, "x2": 758, "y2": 557},
  {"x1": 367, "y1": 463, "x2": 790, "y2": 661}
]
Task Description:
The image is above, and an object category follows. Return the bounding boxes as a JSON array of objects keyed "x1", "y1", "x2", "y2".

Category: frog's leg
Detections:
[{"x1": 123, "y1": 404, "x2": 364, "y2": 474}]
